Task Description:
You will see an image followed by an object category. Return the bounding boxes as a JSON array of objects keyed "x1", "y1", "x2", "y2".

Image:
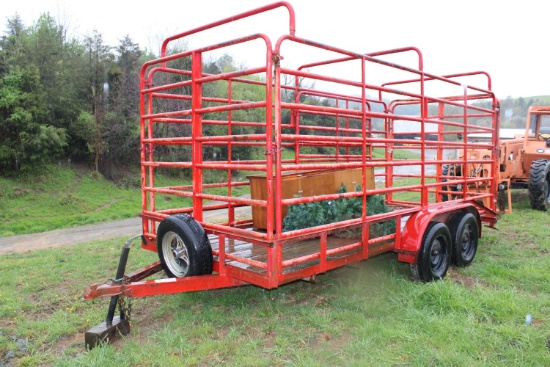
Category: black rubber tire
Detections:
[
  {"x1": 447, "y1": 212, "x2": 478, "y2": 267},
  {"x1": 529, "y1": 159, "x2": 550, "y2": 211},
  {"x1": 156, "y1": 214, "x2": 213, "y2": 278},
  {"x1": 410, "y1": 221, "x2": 451, "y2": 282}
]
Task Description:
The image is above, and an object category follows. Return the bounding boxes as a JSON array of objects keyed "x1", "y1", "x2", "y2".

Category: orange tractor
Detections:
[{"x1": 444, "y1": 106, "x2": 550, "y2": 211}]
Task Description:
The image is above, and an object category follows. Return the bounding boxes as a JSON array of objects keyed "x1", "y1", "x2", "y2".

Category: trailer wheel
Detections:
[
  {"x1": 447, "y1": 212, "x2": 478, "y2": 267},
  {"x1": 529, "y1": 159, "x2": 550, "y2": 211},
  {"x1": 410, "y1": 222, "x2": 451, "y2": 282},
  {"x1": 157, "y1": 214, "x2": 213, "y2": 278}
]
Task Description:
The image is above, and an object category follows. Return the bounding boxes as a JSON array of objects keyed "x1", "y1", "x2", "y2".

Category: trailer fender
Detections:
[{"x1": 398, "y1": 205, "x2": 481, "y2": 264}]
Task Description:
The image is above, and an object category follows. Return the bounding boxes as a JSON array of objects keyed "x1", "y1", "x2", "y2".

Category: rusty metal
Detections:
[{"x1": 85, "y1": 0, "x2": 501, "y2": 342}]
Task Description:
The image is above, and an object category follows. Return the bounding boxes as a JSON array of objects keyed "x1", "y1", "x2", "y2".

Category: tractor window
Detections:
[
  {"x1": 528, "y1": 114, "x2": 538, "y2": 134},
  {"x1": 529, "y1": 114, "x2": 539, "y2": 137},
  {"x1": 540, "y1": 115, "x2": 550, "y2": 135},
  {"x1": 528, "y1": 114, "x2": 550, "y2": 135}
]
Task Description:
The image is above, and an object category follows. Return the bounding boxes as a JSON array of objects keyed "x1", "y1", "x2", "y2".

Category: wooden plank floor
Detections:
[{"x1": 209, "y1": 234, "x2": 362, "y2": 274}]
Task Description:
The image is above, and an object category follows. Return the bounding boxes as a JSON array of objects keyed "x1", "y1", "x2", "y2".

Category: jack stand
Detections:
[
  {"x1": 84, "y1": 315, "x2": 131, "y2": 349},
  {"x1": 84, "y1": 235, "x2": 141, "y2": 349}
]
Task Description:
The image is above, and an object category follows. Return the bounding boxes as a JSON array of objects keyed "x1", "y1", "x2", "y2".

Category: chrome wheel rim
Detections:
[{"x1": 162, "y1": 231, "x2": 190, "y2": 277}]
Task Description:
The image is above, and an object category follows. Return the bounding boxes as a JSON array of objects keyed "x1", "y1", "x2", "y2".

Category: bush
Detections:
[{"x1": 282, "y1": 184, "x2": 396, "y2": 237}]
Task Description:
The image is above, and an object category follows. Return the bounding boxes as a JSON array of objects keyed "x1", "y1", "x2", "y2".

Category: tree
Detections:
[
  {"x1": 0, "y1": 14, "x2": 27, "y2": 76},
  {"x1": 99, "y1": 36, "x2": 142, "y2": 179},
  {"x1": 110, "y1": 35, "x2": 141, "y2": 119},
  {"x1": 83, "y1": 30, "x2": 113, "y2": 173},
  {"x1": 0, "y1": 65, "x2": 66, "y2": 172},
  {"x1": 27, "y1": 13, "x2": 86, "y2": 131}
]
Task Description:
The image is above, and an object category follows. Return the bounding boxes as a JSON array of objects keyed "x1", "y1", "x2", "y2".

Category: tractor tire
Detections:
[
  {"x1": 528, "y1": 159, "x2": 550, "y2": 211},
  {"x1": 157, "y1": 214, "x2": 213, "y2": 278},
  {"x1": 447, "y1": 212, "x2": 478, "y2": 267},
  {"x1": 442, "y1": 164, "x2": 450, "y2": 201},
  {"x1": 441, "y1": 164, "x2": 457, "y2": 201},
  {"x1": 410, "y1": 221, "x2": 452, "y2": 282}
]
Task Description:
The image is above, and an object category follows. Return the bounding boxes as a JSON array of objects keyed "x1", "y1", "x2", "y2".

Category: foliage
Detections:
[
  {"x1": 0, "y1": 64, "x2": 68, "y2": 172},
  {"x1": 1, "y1": 11, "x2": 549, "y2": 180},
  {"x1": 474, "y1": 96, "x2": 550, "y2": 129},
  {"x1": 0, "y1": 14, "x2": 147, "y2": 175},
  {"x1": 282, "y1": 184, "x2": 395, "y2": 236}
]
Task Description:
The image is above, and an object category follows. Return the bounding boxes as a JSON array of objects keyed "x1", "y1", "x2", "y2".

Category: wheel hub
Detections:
[
  {"x1": 430, "y1": 240, "x2": 443, "y2": 267},
  {"x1": 162, "y1": 231, "x2": 190, "y2": 277}
]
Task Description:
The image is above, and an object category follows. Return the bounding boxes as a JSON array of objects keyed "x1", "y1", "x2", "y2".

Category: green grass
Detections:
[
  {"x1": 0, "y1": 166, "x2": 141, "y2": 236},
  {"x1": 373, "y1": 147, "x2": 421, "y2": 160},
  {"x1": 0, "y1": 153, "x2": 423, "y2": 238},
  {"x1": 0, "y1": 191, "x2": 548, "y2": 366},
  {"x1": 0, "y1": 165, "x2": 254, "y2": 237}
]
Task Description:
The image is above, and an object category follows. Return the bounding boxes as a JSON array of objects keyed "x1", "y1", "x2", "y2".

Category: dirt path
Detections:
[{"x1": 0, "y1": 207, "x2": 251, "y2": 254}]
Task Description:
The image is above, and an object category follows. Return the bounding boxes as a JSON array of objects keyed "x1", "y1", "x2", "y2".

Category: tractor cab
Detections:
[
  {"x1": 523, "y1": 107, "x2": 550, "y2": 168},
  {"x1": 527, "y1": 108, "x2": 550, "y2": 145}
]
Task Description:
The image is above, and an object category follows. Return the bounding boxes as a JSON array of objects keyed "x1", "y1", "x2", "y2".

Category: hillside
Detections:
[{"x1": 499, "y1": 95, "x2": 550, "y2": 128}]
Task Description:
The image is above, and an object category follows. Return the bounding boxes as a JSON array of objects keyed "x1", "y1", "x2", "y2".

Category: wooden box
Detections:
[{"x1": 248, "y1": 167, "x2": 375, "y2": 229}]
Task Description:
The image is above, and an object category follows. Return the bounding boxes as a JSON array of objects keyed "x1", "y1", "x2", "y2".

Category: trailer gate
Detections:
[{"x1": 84, "y1": 1, "x2": 500, "y2": 348}]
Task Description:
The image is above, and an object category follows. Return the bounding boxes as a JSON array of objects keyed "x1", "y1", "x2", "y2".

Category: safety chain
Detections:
[{"x1": 117, "y1": 295, "x2": 132, "y2": 325}]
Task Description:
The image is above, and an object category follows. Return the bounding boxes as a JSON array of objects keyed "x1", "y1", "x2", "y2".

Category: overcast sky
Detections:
[{"x1": 1, "y1": 0, "x2": 548, "y2": 99}]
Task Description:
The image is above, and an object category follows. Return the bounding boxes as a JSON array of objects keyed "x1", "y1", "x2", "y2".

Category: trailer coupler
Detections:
[{"x1": 84, "y1": 235, "x2": 142, "y2": 350}]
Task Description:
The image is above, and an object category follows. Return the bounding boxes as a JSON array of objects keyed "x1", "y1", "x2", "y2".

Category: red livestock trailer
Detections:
[{"x1": 84, "y1": 1, "x2": 500, "y2": 348}]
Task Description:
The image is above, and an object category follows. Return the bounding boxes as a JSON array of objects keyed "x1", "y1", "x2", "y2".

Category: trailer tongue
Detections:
[{"x1": 84, "y1": 1, "x2": 500, "y2": 349}]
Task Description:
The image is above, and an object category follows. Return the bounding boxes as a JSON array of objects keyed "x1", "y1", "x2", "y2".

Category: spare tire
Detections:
[{"x1": 156, "y1": 214, "x2": 213, "y2": 278}]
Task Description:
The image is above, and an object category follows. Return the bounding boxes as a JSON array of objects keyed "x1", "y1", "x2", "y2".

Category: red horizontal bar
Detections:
[
  {"x1": 160, "y1": 1, "x2": 295, "y2": 56},
  {"x1": 281, "y1": 252, "x2": 320, "y2": 267},
  {"x1": 221, "y1": 253, "x2": 268, "y2": 270},
  {"x1": 84, "y1": 274, "x2": 249, "y2": 300},
  {"x1": 325, "y1": 242, "x2": 362, "y2": 256}
]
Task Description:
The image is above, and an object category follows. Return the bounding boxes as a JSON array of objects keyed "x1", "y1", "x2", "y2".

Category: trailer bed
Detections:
[
  {"x1": 84, "y1": 1, "x2": 500, "y2": 349},
  {"x1": 210, "y1": 233, "x2": 392, "y2": 274}
]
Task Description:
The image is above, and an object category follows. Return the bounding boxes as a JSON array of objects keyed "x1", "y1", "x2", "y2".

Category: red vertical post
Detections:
[
  {"x1": 335, "y1": 97, "x2": 340, "y2": 163},
  {"x1": 320, "y1": 233, "x2": 327, "y2": 272},
  {"x1": 147, "y1": 92, "x2": 155, "y2": 226},
  {"x1": 218, "y1": 234, "x2": 226, "y2": 275},
  {"x1": 491, "y1": 99, "x2": 501, "y2": 212},
  {"x1": 139, "y1": 76, "x2": 149, "y2": 239},
  {"x1": 267, "y1": 242, "x2": 281, "y2": 288},
  {"x1": 420, "y1": 70, "x2": 428, "y2": 207},
  {"x1": 361, "y1": 222, "x2": 369, "y2": 259},
  {"x1": 227, "y1": 81, "x2": 234, "y2": 226},
  {"x1": 361, "y1": 57, "x2": 367, "y2": 219},
  {"x1": 270, "y1": 50, "x2": 280, "y2": 238},
  {"x1": 293, "y1": 77, "x2": 301, "y2": 165},
  {"x1": 461, "y1": 84, "x2": 468, "y2": 201},
  {"x1": 345, "y1": 100, "x2": 350, "y2": 162},
  {"x1": 437, "y1": 102, "x2": 445, "y2": 201},
  {"x1": 192, "y1": 51, "x2": 204, "y2": 222}
]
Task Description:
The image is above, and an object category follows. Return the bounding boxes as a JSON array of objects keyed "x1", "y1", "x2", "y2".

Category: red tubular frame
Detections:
[{"x1": 85, "y1": 2, "x2": 500, "y2": 300}]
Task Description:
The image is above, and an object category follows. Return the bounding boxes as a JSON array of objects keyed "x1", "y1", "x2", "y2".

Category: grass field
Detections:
[
  {"x1": 0, "y1": 165, "x2": 245, "y2": 238},
  {"x1": 0, "y1": 153, "x2": 422, "y2": 238},
  {"x1": 0, "y1": 165, "x2": 143, "y2": 237},
  {"x1": 0, "y1": 189, "x2": 548, "y2": 366}
]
